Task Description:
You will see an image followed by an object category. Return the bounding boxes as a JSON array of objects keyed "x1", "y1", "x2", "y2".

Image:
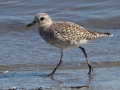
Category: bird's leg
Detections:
[
  {"x1": 48, "y1": 49, "x2": 63, "y2": 77},
  {"x1": 79, "y1": 46, "x2": 93, "y2": 74}
]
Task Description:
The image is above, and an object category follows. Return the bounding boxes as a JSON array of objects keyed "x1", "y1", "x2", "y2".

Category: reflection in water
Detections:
[
  {"x1": 87, "y1": 73, "x2": 95, "y2": 86},
  {"x1": 47, "y1": 72, "x2": 95, "y2": 89}
]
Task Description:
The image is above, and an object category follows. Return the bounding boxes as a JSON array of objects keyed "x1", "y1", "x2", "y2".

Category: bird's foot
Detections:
[{"x1": 88, "y1": 64, "x2": 94, "y2": 75}]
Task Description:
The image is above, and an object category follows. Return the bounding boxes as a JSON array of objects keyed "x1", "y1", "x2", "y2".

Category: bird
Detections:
[{"x1": 27, "y1": 13, "x2": 113, "y2": 77}]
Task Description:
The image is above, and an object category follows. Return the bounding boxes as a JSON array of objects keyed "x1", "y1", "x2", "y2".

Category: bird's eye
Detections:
[{"x1": 40, "y1": 17, "x2": 44, "y2": 21}]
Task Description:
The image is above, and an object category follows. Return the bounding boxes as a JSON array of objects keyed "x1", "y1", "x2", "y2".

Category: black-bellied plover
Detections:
[{"x1": 27, "y1": 13, "x2": 113, "y2": 77}]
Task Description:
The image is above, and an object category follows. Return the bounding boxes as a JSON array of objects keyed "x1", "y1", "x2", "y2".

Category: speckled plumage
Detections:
[
  {"x1": 27, "y1": 13, "x2": 113, "y2": 76},
  {"x1": 37, "y1": 16, "x2": 112, "y2": 49}
]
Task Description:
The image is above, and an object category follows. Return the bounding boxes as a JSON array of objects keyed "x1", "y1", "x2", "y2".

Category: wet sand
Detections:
[{"x1": 0, "y1": 61, "x2": 120, "y2": 90}]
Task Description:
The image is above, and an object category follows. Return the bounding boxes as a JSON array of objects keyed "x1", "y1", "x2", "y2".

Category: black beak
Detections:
[{"x1": 27, "y1": 21, "x2": 37, "y2": 27}]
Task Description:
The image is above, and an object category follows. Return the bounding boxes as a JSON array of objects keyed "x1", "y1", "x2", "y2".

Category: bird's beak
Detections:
[{"x1": 27, "y1": 21, "x2": 37, "y2": 27}]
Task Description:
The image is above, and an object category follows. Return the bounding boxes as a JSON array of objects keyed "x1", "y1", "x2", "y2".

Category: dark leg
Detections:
[
  {"x1": 79, "y1": 46, "x2": 93, "y2": 74},
  {"x1": 48, "y1": 49, "x2": 63, "y2": 77}
]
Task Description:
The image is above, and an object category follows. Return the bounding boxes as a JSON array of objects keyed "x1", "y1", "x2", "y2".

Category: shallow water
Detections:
[{"x1": 0, "y1": 0, "x2": 120, "y2": 89}]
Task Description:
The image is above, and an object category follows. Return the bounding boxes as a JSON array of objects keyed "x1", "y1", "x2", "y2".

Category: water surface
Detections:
[{"x1": 0, "y1": 0, "x2": 120, "y2": 89}]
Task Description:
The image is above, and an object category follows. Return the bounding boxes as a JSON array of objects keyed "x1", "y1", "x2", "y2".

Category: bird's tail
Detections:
[{"x1": 104, "y1": 33, "x2": 113, "y2": 37}]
